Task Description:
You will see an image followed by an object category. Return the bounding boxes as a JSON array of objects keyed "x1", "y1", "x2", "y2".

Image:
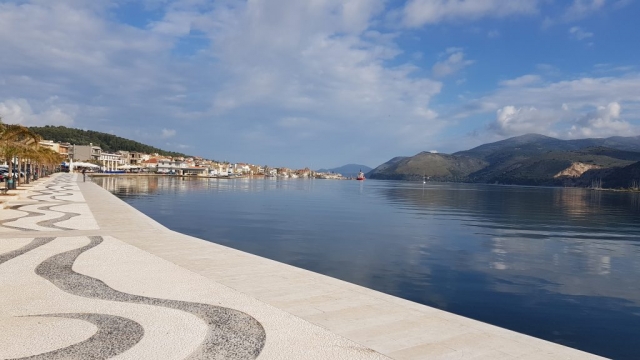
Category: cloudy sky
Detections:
[{"x1": 1, "y1": 0, "x2": 639, "y2": 168}]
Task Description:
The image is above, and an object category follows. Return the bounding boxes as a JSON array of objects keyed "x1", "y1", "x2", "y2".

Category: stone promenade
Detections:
[{"x1": 0, "y1": 174, "x2": 605, "y2": 359}]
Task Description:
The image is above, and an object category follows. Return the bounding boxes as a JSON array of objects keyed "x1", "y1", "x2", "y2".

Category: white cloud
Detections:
[
  {"x1": 453, "y1": 72, "x2": 640, "y2": 142},
  {"x1": 569, "y1": 26, "x2": 594, "y2": 40},
  {"x1": 432, "y1": 49, "x2": 474, "y2": 78},
  {"x1": 465, "y1": 74, "x2": 640, "y2": 117},
  {"x1": 2, "y1": 0, "x2": 637, "y2": 166},
  {"x1": 161, "y1": 128, "x2": 176, "y2": 138},
  {"x1": 402, "y1": 0, "x2": 539, "y2": 27},
  {"x1": 499, "y1": 75, "x2": 541, "y2": 87},
  {"x1": 490, "y1": 106, "x2": 559, "y2": 136},
  {"x1": 563, "y1": 0, "x2": 606, "y2": 21},
  {"x1": 202, "y1": 0, "x2": 444, "y2": 147},
  {"x1": 0, "y1": 98, "x2": 74, "y2": 126},
  {"x1": 544, "y1": 0, "x2": 608, "y2": 27},
  {"x1": 542, "y1": 0, "x2": 608, "y2": 28},
  {"x1": 0, "y1": 0, "x2": 453, "y2": 165},
  {"x1": 568, "y1": 102, "x2": 633, "y2": 138}
]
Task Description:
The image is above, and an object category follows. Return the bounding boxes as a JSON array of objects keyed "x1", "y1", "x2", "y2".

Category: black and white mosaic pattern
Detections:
[
  {"x1": 37, "y1": 236, "x2": 266, "y2": 360},
  {"x1": 0, "y1": 235, "x2": 266, "y2": 359},
  {"x1": 0, "y1": 174, "x2": 99, "y2": 232},
  {"x1": 14, "y1": 313, "x2": 145, "y2": 360}
]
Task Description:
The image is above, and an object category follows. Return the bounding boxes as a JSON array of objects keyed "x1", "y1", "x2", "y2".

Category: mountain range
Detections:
[{"x1": 368, "y1": 134, "x2": 640, "y2": 189}]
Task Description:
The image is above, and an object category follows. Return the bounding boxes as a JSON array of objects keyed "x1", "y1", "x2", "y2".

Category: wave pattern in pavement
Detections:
[
  {"x1": 0, "y1": 174, "x2": 98, "y2": 232},
  {"x1": 35, "y1": 236, "x2": 266, "y2": 360},
  {"x1": 11, "y1": 313, "x2": 144, "y2": 360}
]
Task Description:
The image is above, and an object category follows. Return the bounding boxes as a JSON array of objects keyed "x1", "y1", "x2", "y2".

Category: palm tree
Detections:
[
  {"x1": 22, "y1": 146, "x2": 54, "y2": 181},
  {"x1": 31, "y1": 147, "x2": 64, "y2": 178},
  {"x1": 0, "y1": 118, "x2": 41, "y2": 186}
]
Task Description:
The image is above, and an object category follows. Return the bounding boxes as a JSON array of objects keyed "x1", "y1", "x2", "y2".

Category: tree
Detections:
[{"x1": 0, "y1": 118, "x2": 42, "y2": 185}]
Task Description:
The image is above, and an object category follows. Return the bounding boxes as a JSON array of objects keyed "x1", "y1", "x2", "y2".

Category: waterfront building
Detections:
[
  {"x1": 99, "y1": 152, "x2": 122, "y2": 172},
  {"x1": 183, "y1": 167, "x2": 209, "y2": 176},
  {"x1": 116, "y1": 150, "x2": 130, "y2": 165},
  {"x1": 140, "y1": 158, "x2": 159, "y2": 170},
  {"x1": 129, "y1": 152, "x2": 144, "y2": 165},
  {"x1": 39, "y1": 140, "x2": 70, "y2": 159},
  {"x1": 236, "y1": 163, "x2": 251, "y2": 174},
  {"x1": 157, "y1": 159, "x2": 187, "y2": 174},
  {"x1": 70, "y1": 144, "x2": 101, "y2": 162}
]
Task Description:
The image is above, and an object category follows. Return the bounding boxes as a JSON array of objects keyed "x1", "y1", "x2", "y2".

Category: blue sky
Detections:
[{"x1": 1, "y1": 0, "x2": 639, "y2": 169}]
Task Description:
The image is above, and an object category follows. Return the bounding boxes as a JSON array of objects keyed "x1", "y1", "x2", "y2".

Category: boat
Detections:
[{"x1": 357, "y1": 170, "x2": 365, "y2": 181}]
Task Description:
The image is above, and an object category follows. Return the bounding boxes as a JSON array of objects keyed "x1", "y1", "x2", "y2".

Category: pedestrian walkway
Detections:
[{"x1": 0, "y1": 174, "x2": 605, "y2": 359}]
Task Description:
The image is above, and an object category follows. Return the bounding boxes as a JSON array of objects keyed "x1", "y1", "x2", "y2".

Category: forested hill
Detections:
[
  {"x1": 367, "y1": 133, "x2": 640, "y2": 188},
  {"x1": 30, "y1": 126, "x2": 188, "y2": 157}
]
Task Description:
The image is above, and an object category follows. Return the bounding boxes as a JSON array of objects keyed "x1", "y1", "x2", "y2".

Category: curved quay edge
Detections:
[
  {"x1": 10, "y1": 313, "x2": 144, "y2": 360},
  {"x1": 35, "y1": 236, "x2": 266, "y2": 360}
]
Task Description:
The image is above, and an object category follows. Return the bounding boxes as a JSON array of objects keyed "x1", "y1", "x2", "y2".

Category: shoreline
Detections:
[{"x1": 87, "y1": 172, "x2": 640, "y2": 190}]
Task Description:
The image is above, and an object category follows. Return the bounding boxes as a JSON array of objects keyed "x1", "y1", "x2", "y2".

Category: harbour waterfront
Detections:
[
  {"x1": 0, "y1": 173, "x2": 605, "y2": 359},
  {"x1": 96, "y1": 175, "x2": 640, "y2": 359}
]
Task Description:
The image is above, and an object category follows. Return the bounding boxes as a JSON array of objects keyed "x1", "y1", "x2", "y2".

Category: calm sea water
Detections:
[{"x1": 95, "y1": 176, "x2": 640, "y2": 359}]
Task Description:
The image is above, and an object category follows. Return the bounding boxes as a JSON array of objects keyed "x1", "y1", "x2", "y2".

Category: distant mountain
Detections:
[
  {"x1": 367, "y1": 153, "x2": 487, "y2": 181},
  {"x1": 456, "y1": 134, "x2": 640, "y2": 161},
  {"x1": 317, "y1": 164, "x2": 372, "y2": 177},
  {"x1": 30, "y1": 125, "x2": 189, "y2": 157},
  {"x1": 368, "y1": 134, "x2": 640, "y2": 188}
]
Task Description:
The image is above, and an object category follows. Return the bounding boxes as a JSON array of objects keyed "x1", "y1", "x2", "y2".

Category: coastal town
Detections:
[{"x1": 39, "y1": 140, "x2": 349, "y2": 179}]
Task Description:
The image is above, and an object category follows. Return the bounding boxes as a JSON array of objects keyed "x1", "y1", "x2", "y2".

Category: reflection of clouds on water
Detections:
[
  {"x1": 377, "y1": 183, "x2": 640, "y2": 307},
  {"x1": 490, "y1": 238, "x2": 508, "y2": 270},
  {"x1": 472, "y1": 234, "x2": 640, "y2": 304}
]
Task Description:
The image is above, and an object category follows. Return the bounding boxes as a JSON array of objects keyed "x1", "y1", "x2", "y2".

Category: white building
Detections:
[
  {"x1": 157, "y1": 159, "x2": 187, "y2": 174},
  {"x1": 99, "y1": 153, "x2": 122, "y2": 172}
]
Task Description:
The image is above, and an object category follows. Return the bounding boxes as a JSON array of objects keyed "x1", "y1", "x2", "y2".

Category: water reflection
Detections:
[
  {"x1": 377, "y1": 182, "x2": 640, "y2": 298},
  {"x1": 95, "y1": 177, "x2": 640, "y2": 359}
]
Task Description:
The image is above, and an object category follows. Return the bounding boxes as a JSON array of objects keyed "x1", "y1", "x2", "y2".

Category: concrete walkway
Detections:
[{"x1": 0, "y1": 174, "x2": 605, "y2": 359}]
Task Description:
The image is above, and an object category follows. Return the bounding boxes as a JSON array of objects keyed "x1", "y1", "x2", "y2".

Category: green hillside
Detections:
[
  {"x1": 368, "y1": 152, "x2": 487, "y2": 181},
  {"x1": 30, "y1": 126, "x2": 188, "y2": 157},
  {"x1": 368, "y1": 134, "x2": 640, "y2": 188}
]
